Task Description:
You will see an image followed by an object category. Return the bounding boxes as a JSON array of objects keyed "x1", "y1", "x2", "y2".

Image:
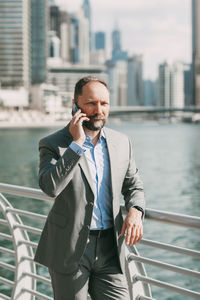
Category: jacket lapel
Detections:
[
  {"x1": 78, "y1": 154, "x2": 95, "y2": 196},
  {"x1": 104, "y1": 128, "x2": 118, "y2": 199},
  {"x1": 64, "y1": 124, "x2": 95, "y2": 196}
]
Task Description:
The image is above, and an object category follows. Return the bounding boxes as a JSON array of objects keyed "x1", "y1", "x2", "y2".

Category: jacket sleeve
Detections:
[
  {"x1": 38, "y1": 138, "x2": 81, "y2": 197},
  {"x1": 121, "y1": 139, "x2": 145, "y2": 212}
]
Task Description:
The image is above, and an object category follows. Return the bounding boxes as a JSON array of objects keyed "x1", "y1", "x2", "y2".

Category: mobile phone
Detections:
[{"x1": 71, "y1": 102, "x2": 81, "y2": 116}]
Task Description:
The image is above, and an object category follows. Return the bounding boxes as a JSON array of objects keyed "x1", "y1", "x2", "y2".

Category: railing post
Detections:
[{"x1": 0, "y1": 193, "x2": 36, "y2": 300}]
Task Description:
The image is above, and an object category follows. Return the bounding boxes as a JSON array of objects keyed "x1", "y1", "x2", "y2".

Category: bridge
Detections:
[{"x1": 109, "y1": 106, "x2": 200, "y2": 119}]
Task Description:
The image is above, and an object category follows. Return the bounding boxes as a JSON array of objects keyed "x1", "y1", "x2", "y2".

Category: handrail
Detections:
[
  {"x1": 134, "y1": 275, "x2": 200, "y2": 299},
  {"x1": 129, "y1": 254, "x2": 200, "y2": 278},
  {"x1": 145, "y1": 208, "x2": 200, "y2": 230},
  {"x1": 0, "y1": 182, "x2": 200, "y2": 300},
  {"x1": 1, "y1": 183, "x2": 200, "y2": 229},
  {"x1": 0, "y1": 182, "x2": 53, "y2": 202},
  {"x1": 140, "y1": 238, "x2": 200, "y2": 258}
]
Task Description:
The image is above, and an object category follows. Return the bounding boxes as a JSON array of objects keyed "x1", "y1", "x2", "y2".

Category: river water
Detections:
[{"x1": 0, "y1": 120, "x2": 200, "y2": 299}]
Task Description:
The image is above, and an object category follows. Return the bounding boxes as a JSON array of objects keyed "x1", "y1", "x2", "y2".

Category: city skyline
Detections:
[{"x1": 55, "y1": 0, "x2": 191, "y2": 80}]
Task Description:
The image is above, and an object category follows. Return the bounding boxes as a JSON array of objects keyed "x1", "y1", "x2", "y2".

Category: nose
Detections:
[{"x1": 95, "y1": 103, "x2": 102, "y2": 115}]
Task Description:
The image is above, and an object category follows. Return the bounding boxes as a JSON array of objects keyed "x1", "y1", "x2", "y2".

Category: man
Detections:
[{"x1": 34, "y1": 76, "x2": 145, "y2": 300}]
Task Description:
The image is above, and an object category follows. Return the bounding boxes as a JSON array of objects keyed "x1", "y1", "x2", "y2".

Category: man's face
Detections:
[{"x1": 76, "y1": 82, "x2": 110, "y2": 131}]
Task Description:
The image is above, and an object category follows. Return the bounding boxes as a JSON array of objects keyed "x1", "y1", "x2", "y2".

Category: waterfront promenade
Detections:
[
  {"x1": 0, "y1": 107, "x2": 200, "y2": 128},
  {"x1": 0, "y1": 110, "x2": 70, "y2": 128}
]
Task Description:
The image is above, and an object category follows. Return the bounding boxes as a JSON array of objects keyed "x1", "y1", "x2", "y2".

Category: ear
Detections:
[{"x1": 72, "y1": 99, "x2": 75, "y2": 105}]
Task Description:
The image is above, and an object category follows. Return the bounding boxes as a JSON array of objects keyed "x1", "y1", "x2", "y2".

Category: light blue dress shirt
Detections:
[{"x1": 69, "y1": 130, "x2": 113, "y2": 230}]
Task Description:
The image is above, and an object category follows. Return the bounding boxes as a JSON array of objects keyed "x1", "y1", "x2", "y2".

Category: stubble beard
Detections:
[{"x1": 83, "y1": 115, "x2": 106, "y2": 131}]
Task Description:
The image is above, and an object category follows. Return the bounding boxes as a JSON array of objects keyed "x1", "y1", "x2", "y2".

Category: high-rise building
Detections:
[
  {"x1": 158, "y1": 61, "x2": 184, "y2": 108},
  {"x1": 49, "y1": 31, "x2": 61, "y2": 58},
  {"x1": 60, "y1": 11, "x2": 71, "y2": 63},
  {"x1": 47, "y1": 64, "x2": 107, "y2": 102},
  {"x1": 70, "y1": 10, "x2": 89, "y2": 65},
  {"x1": 0, "y1": 0, "x2": 31, "y2": 88},
  {"x1": 184, "y1": 63, "x2": 192, "y2": 106},
  {"x1": 90, "y1": 31, "x2": 106, "y2": 65},
  {"x1": 127, "y1": 55, "x2": 143, "y2": 106},
  {"x1": 95, "y1": 32, "x2": 105, "y2": 50},
  {"x1": 170, "y1": 62, "x2": 184, "y2": 108},
  {"x1": 82, "y1": 0, "x2": 92, "y2": 50},
  {"x1": 31, "y1": 0, "x2": 47, "y2": 84},
  {"x1": 111, "y1": 28, "x2": 128, "y2": 62},
  {"x1": 158, "y1": 62, "x2": 171, "y2": 106},
  {"x1": 144, "y1": 80, "x2": 157, "y2": 106},
  {"x1": 192, "y1": 0, "x2": 200, "y2": 106},
  {"x1": 106, "y1": 60, "x2": 128, "y2": 106},
  {"x1": 50, "y1": 5, "x2": 61, "y2": 38}
]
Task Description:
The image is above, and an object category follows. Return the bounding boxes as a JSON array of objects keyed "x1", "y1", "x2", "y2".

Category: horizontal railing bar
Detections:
[
  {"x1": 0, "y1": 183, "x2": 54, "y2": 202},
  {"x1": 140, "y1": 238, "x2": 200, "y2": 258},
  {"x1": 0, "y1": 232, "x2": 13, "y2": 241},
  {"x1": 129, "y1": 254, "x2": 200, "y2": 278},
  {"x1": 24, "y1": 272, "x2": 51, "y2": 285},
  {"x1": 0, "y1": 293, "x2": 10, "y2": 300},
  {"x1": 1, "y1": 183, "x2": 200, "y2": 230},
  {"x1": 22, "y1": 288, "x2": 53, "y2": 300},
  {"x1": 136, "y1": 296, "x2": 156, "y2": 300},
  {"x1": 145, "y1": 208, "x2": 200, "y2": 230},
  {"x1": 0, "y1": 246, "x2": 15, "y2": 255},
  {"x1": 0, "y1": 261, "x2": 15, "y2": 272},
  {"x1": 0, "y1": 276, "x2": 14, "y2": 286},
  {"x1": 6, "y1": 207, "x2": 47, "y2": 221},
  {"x1": 14, "y1": 223, "x2": 42, "y2": 234},
  {"x1": 0, "y1": 218, "x2": 7, "y2": 226},
  {"x1": 20, "y1": 255, "x2": 34, "y2": 262},
  {"x1": 134, "y1": 275, "x2": 200, "y2": 299},
  {"x1": 21, "y1": 256, "x2": 48, "y2": 268},
  {"x1": 18, "y1": 240, "x2": 38, "y2": 248}
]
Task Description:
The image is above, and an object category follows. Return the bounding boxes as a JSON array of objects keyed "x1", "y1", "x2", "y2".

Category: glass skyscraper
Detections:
[
  {"x1": 111, "y1": 28, "x2": 128, "y2": 62},
  {"x1": 31, "y1": 0, "x2": 47, "y2": 84},
  {"x1": 192, "y1": 0, "x2": 200, "y2": 106},
  {"x1": 95, "y1": 32, "x2": 105, "y2": 50},
  {"x1": 0, "y1": 0, "x2": 47, "y2": 87},
  {"x1": 0, "y1": 0, "x2": 30, "y2": 88},
  {"x1": 82, "y1": 0, "x2": 92, "y2": 50}
]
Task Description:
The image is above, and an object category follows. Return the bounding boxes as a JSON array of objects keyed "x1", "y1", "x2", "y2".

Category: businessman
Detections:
[{"x1": 34, "y1": 76, "x2": 145, "y2": 300}]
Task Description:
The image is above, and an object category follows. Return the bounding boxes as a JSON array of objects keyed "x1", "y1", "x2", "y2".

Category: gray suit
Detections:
[{"x1": 34, "y1": 124, "x2": 145, "y2": 277}]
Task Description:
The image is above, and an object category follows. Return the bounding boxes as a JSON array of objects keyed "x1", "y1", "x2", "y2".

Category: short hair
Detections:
[{"x1": 74, "y1": 76, "x2": 108, "y2": 101}]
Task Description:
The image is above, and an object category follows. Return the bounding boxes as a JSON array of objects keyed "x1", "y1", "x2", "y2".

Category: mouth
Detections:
[{"x1": 88, "y1": 115, "x2": 105, "y2": 122}]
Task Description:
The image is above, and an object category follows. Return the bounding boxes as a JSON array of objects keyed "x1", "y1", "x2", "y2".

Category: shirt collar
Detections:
[
  {"x1": 85, "y1": 128, "x2": 106, "y2": 144},
  {"x1": 100, "y1": 128, "x2": 106, "y2": 140}
]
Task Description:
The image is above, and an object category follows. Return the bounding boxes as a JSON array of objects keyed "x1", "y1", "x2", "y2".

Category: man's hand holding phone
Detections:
[{"x1": 69, "y1": 105, "x2": 89, "y2": 147}]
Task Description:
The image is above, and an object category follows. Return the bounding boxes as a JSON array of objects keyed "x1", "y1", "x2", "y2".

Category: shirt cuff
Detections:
[{"x1": 69, "y1": 141, "x2": 85, "y2": 156}]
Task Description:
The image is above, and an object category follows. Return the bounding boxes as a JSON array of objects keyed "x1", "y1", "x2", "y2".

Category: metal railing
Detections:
[{"x1": 0, "y1": 182, "x2": 200, "y2": 300}]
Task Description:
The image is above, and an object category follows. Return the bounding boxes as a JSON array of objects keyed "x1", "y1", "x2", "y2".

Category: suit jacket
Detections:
[{"x1": 34, "y1": 124, "x2": 145, "y2": 274}]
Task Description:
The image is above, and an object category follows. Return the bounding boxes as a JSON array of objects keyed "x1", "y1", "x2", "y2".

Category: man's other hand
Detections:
[{"x1": 120, "y1": 207, "x2": 143, "y2": 246}]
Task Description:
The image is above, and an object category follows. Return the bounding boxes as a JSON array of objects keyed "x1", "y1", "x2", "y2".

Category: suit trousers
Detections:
[{"x1": 49, "y1": 227, "x2": 130, "y2": 300}]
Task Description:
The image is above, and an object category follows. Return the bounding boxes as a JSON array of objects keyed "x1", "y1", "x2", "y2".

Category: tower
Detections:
[
  {"x1": 158, "y1": 62, "x2": 171, "y2": 107},
  {"x1": 82, "y1": 0, "x2": 92, "y2": 50},
  {"x1": 192, "y1": 0, "x2": 200, "y2": 106},
  {"x1": 0, "y1": 0, "x2": 31, "y2": 88},
  {"x1": 127, "y1": 55, "x2": 143, "y2": 106},
  {"x1": 95, "y1": 32, "x2": 106, "y2": 50},
  {"x1": 31, "y1": 0, "x2": 48, "y2": 84},
  {"x1": 111, "y1": 28, "x2": 128, "y2": 62}
]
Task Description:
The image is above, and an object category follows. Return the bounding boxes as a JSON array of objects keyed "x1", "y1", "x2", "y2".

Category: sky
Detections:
[{"x1": 55, "y1": 0, "x2": 191, "y2": 80}]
